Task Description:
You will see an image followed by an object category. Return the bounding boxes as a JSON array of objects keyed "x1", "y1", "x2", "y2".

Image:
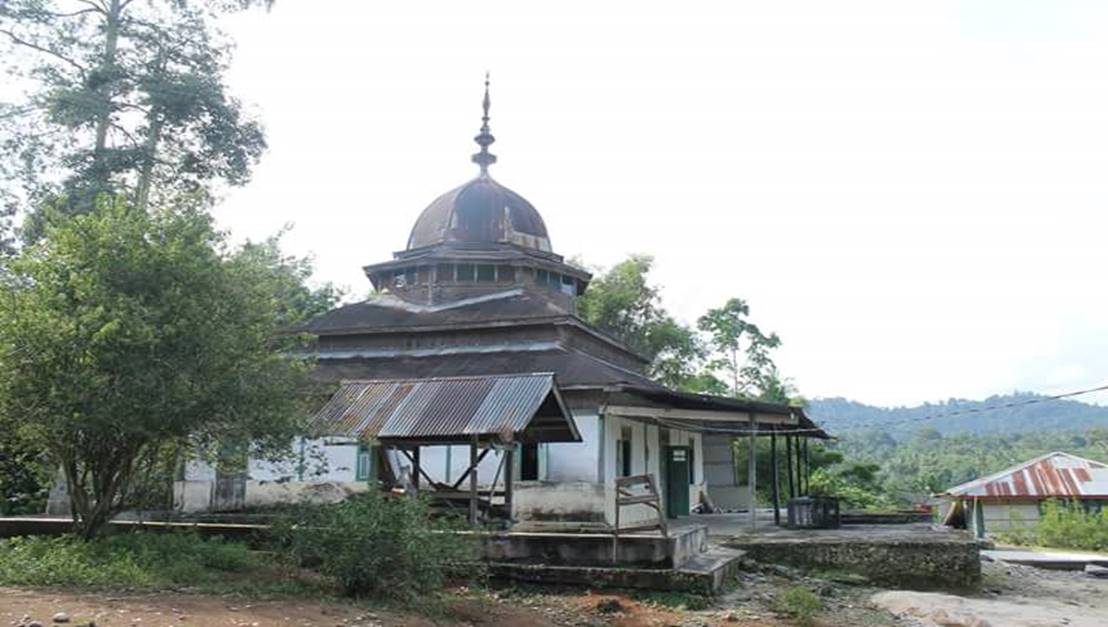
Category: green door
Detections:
[{"x1": 665, "y1": 446, "x2": 691, "y2": 519}]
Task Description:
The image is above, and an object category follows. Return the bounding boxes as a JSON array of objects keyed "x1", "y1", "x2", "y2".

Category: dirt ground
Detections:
[
  {"x1": 7, "y1": 559, "x2": 1105, "y2": 627},
  {"x1": 872, "y1": 559, "x2": 1108, "y2": 627}
]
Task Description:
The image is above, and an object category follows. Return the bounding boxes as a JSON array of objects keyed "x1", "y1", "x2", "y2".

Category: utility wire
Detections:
[{"x1": 653, "y1": 382, "x2": 1108, "y2": 437}]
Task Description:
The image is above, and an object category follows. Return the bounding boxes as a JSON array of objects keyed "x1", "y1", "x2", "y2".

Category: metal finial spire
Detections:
[{"x1": 471, "y1": 72, "x2": 497, "y2": 175}]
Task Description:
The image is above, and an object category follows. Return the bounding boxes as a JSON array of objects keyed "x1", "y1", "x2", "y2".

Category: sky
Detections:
[{"x1": 212, "y1": 0, "x2": 1108, "y2": 408}]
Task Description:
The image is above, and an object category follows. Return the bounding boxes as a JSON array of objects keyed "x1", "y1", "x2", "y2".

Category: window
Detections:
[
  {"x1": 476, "y1": 264, "x2": 496, "y2": 282},
  {"x1": 535, "y1": 269, "x2": 549, "y2": 285},
  {"x1": 560, "y1": 275, "x2": 576, "y2": 295},
  {"x1": 355, "y1": 445, "x2": 372, "y2": 481},
  {"x1": 497, "y1": 265, "x2": 515, "y2": 282},
  {"x1": 520, "y1": 443, "x2": 540, "y2": 481},
  {"x1": 405, "y1": 268, "x2": 417, "y2": 286},
  {"x1": 456, "y1": 264, "x2": 475, "y2": 281},
  {"x1": 617, "y1": 426, "x2": 633, "y2": 477},
  {"x1": 436, "y1": 264, "x2": 454, "y2": 283}
]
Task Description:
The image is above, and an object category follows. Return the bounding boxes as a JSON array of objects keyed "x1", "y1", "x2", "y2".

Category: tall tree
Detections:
[
  {"x1": 696, "y1": 297, "x2": 782, "y2": 399},
  {"x1": 0, "y1": 0, "x2": 271, "y2": 234},
  {"x1": 0, "y1": 197, "x2": 324, "y2": 538},
  {"x1": 576, "y1": 255, "x2": 705, "y2": 389}
]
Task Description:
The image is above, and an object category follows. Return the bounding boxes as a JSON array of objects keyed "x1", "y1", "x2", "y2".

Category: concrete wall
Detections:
[
  {"x1": 512, "y1": 481, "x2": 607, "y2": 529},
  {"x1": 547, "y1": 411, "x2": 600, "y2": 481},
  {"x1": 965, "y1": 499, "x2": 1042, "y2": 537},
  {"x1": 726, "y1": 535, "x2": 982, "y2": 591}
]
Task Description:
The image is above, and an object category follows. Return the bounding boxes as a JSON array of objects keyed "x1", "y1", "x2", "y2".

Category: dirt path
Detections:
[
  {"x1": 0, "y1": 588, "x2": 563, "y2": 627},
  {"x1": 871, "y1": 560, "x2": 1108, "y2": 627}
]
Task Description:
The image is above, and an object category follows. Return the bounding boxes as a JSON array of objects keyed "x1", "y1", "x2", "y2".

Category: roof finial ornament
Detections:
[{"x1": 471, "y1": 71, "x2": 497, "y2": 176}]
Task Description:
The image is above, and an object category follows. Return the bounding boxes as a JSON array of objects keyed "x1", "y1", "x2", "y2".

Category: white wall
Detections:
[{"x1": 547, "y1": 411, "x2": 600, "y2": 481}]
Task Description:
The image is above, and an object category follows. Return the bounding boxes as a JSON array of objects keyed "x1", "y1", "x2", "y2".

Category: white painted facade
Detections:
[{"x1": 175, "y1": 407, "x2": 712, "y2": 527}]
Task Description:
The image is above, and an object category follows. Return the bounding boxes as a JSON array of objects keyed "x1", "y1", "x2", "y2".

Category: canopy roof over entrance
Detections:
[{"x1": 310, "y1": 372, "x2": 580, "y2": 445}]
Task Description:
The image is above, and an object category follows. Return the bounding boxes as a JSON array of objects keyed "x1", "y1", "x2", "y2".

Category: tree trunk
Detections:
[
  {"x1": 92, "y1": 0, "x2": 122, "y2": 157},
  {"x1": 134, "y1": 115, "x2": 163, "y2": 211}
]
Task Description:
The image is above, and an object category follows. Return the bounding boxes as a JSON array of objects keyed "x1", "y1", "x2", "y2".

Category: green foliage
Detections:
[
  {"x1": 575, "y1": 255, "x2": 791, "y2": 400},
  {"x1": 274, "y1": 490, "x2": 481, "y2": 600},
  {"x1": 0, "y1": 0, "x2": 273, "y2": 228},
  {"x1": 631, "y1": 589, "x2": 712, "y2": 610},
  {"x1": 697, "y1": 297, "x2": 782, "y2": 399},
  {"x1": 810, "y1": 394, "x2": 1108, "y2": 438},
  {"x1": 773, "y1": 586, "x2": 822, "y2": 626},
  {"x1": 0, "y1": 531, "x2": 264, "y2": 590},
  {"x1": 0, "y1": 436, "x2": 50, "y2": 515},
  {"x1": 808, "y1": 467, "x2": 897, "y2": 511},
  {"x1": 576, "y1": 255, "x2": 705, "y2": 388},
  {"x1": 999, "y1": 499, "x2": 1108, "y2": 551},
  {"x1": 0, "y1": 198, "x2": 321, "y2": 537},
  {"x1": 829, "y1": 428, "x2": 1108, "y2": 506}
]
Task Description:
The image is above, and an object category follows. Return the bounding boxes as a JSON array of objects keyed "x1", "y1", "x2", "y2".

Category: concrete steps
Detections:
[{"x1": 488, "y1": 547, "x2": 745, "y2": 594}]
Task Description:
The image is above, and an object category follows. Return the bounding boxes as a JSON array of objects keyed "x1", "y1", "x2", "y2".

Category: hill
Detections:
[{"x1": 807, "y1": 392, "x2": 1108, "y2": 436}]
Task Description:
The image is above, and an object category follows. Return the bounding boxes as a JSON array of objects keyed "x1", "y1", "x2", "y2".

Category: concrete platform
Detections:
[
  {"x1": 480, "y1": 524, "x2": 708, "y2": 568},
  {"x1": 488, "y1": 546, "x2": 745, "y2": 595},
  {"x1": 984, "y1": 548, "x2": 1108, "y2": 571},
  {"x1": 716, "y1": 521, "x2": 982, "y2": 591}
]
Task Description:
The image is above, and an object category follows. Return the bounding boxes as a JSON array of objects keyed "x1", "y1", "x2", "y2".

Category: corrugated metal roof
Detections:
[
  {"x1": 310, "y1": 373, "x2": 580, "y2": 443},
  {"x1": 943, "y1": 452, "x2": 1108, "y2": 498}
]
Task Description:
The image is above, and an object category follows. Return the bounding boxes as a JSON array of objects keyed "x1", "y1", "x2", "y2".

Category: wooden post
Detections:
[
  {"x1": 770, "y1": 431, "x2": 781, "y2": 526},
  {"x1": 748, "y1": 414, "x2": 757, "y2": 531},
  {"x1": 412, "y1": 446, "x2": 420, "y2": 494},
  {"x1": 785, "y1": 435, "x2": 796, "y2": 500},
  {"x1": 802, "y1": 437, "x2": 810, "y2": 496},
  {"x1": 469, "y1": 437, "x2": 479, "y2": 525},
  {"x1": 795, "y1": 435, "x2": 804, "y2": 497},
  {"x1": 504, "y1": 446, "x2": 514, "y2": 527}
]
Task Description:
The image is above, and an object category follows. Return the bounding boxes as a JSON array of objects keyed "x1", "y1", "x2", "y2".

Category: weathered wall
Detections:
[
  {"x1": 512, "y1": 481, "x2": 607, "y2": 529},
  {"x1": 726, "y1": 537, "x2": 982, "y2": 591},
  {"x1": 978, "y1": 500, "x2": 1041, "y2": 534}
]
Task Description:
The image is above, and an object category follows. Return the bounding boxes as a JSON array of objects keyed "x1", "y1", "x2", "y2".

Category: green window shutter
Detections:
[{"x1": 355, "y1": 446, "x2": 370, "y2": 481}]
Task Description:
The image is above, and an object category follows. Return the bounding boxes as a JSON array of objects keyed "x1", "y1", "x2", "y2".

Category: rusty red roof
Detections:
[
  {"x1": 943, "y1": 452, "x2": 1108, "y2": 499},
  {"x1": 309, "y1": 373, "x2": 580, "y2": 444}
]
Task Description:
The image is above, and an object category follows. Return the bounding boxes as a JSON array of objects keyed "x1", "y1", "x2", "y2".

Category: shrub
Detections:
[
  {"x1": 997, "y1": 499, "x2": 1108, "y2": 551},
  {"x1": 274, "y1": 489, "x2": 480, "y2": 600},
  {"x1": 0, "y1": 531, "x2": 257, "y2": 589},
  {"x1": 774, "y1": 586, "x2": 822, "y2": 626}
]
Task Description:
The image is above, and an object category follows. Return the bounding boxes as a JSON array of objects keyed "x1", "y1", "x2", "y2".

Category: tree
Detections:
[
  {"x1": 0, "y1": 198, "x2": 323, "y2": 538},
  {"x1": 697, "y1": 297, "x2": 782, "y2": 399},
  {"x1": 576, "y1": 254, "x2": 704, "y2": 388},
  {"x1": 0, "y1": 0, "x2": 272, "y2": 234},
  {"x1": 0, "y1": 203, "x2": 13, "y2": 257}
]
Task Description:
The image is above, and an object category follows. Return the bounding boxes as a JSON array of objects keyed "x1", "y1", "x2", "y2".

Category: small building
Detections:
[
  {"x1": 174, "y1": 81, "x2": 830, "y2": 530},
  {"x1": 940, "y1": 451, "x2": 1108, "y2": 538}
]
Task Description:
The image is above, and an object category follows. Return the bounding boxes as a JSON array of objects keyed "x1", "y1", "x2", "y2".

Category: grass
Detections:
[
  {"x1": 772, "y1": 586, "x2": 822, "y2": 627},
  {"x1": 630, "y1": 589, "x2": 713, "y2": 611},
  {"x1": 0, "y1": 531, "x2": 318, "y2": 595}
]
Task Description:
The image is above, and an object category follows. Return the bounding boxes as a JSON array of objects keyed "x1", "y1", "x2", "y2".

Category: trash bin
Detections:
[{"x1": 787, "y1": 496, "x2": 841, "y2": 529}]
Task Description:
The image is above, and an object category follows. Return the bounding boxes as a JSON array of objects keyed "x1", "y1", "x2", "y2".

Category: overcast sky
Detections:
[{"x1": 213, "y1": 0, "x2": 1108, "y2": 408}]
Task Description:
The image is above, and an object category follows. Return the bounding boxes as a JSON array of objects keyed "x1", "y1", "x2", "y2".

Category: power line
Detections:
[
  {"x1": 816, "y1": 382, "x2": 1108, "y2": 435},
  {"x1": 654, "y1": 382, "x2": 1108, "y2": 437}
]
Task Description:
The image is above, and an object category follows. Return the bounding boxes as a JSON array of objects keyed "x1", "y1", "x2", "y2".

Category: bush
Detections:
[
  {"x1": 997, "y1": 499, "x2": 1108, "y2": 551},
  {"x1": 0, "y1": 531, "x2": 257, "y2": 589},
  {"x1": 274, "y1": 489, "x2": 480, "y2": 600},
  {"x1": 774, "y1": 586, "x2": 822, "y2": 626}
]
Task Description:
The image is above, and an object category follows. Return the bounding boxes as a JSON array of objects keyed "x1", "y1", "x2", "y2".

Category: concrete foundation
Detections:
[
  {"x1": 723, "y1": 523, "x2": 981, "y2": 591},
  {"x1": 480, "y1": 524, "x2": 708, "y2": 568},
  {"x1": 488, "y1": 546, "x2": 744, "y2": 595}
]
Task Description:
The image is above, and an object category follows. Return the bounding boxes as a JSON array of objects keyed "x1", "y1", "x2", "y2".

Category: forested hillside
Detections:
[{"x1": 808, "y1": 392, "x2": 1108, "y2": 436}]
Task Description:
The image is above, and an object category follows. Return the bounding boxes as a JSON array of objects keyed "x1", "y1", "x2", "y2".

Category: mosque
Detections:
[{"x1": 174, "y1": 80, "x2": 827, "y2": 533}]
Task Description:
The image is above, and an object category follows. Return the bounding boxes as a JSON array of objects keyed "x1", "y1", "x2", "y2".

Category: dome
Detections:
[{"x1": 406, "y1": 175, "x2": 552, "y2": 253}]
